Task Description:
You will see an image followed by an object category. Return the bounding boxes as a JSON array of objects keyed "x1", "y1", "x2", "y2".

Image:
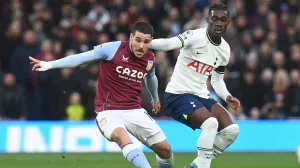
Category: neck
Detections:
[{"x1": 206, "y1": 30, "x2": 221, "y2": 46}]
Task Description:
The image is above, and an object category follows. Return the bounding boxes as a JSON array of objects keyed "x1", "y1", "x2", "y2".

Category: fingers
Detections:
[
  {"x1": 152, "y1": 104, "x2": 161, "y2": 114},
  {"x1": 233, "y1": 102, "x2": 240, "y2": 112},
  {"x1": 29, "y1": 56, "x2": 39, "y2": 63},
  {"x1": 32, "y1": 64, "x2": 40, "y2": 71},
  {"x1": 152, "y1": 107, "x2": 160, "y2": 114},
  {"x1": 29, "y1": 56, "x2": 41, "y2": 71}
]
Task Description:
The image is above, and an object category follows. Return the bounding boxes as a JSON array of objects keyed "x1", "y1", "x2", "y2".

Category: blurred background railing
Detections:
[
  {"x1": 0, "y1": 0, "x2": 299, "y2": 121},
  {"x1": 1, "y1": 120, "x2": 299, "y2": 153}
]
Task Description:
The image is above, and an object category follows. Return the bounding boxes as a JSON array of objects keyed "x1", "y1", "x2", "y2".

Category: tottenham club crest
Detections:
[{"x1": 146, "y1": 60, "x2": 153, "y2": 71}]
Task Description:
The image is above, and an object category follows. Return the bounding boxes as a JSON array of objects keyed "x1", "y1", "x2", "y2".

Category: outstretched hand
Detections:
[
  {"x1": 226, "y1": 95, "x2": 241, "y2": 113},
  {"x1": 29, "y1": 56, "x2": 52, "y2": 71},
  {"x1": 152, "y1": 101, "x2": 161, "y2": 114}
]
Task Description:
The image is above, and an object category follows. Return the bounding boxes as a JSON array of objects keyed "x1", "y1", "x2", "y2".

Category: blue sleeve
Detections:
[
  {"x1": 145, "y1": 68, "x2": 159, "y2": 102},
  {"x1": 93, "y1": 41, "x2": 121, "y2": 61},
  {"x1": 147, "y1": 67, "x2": 155, "y2": 77},
  {"x1": 51, "y1": 41, "x2": 121, "y2": 69},
  {"x1": 144, "y1": 74, "x2": 159, "y2": 102}
]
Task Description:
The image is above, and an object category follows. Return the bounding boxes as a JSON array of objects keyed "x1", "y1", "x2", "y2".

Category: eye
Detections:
[
  {"x1": 211, "y1": 16, "x2": 218, "y2": 21},
  {"x1": 221, "y1": 17, "x2": 228, "y2": 22},
  {"x1": 135, "y1": 39, "x2": 142, "y2": 42}
]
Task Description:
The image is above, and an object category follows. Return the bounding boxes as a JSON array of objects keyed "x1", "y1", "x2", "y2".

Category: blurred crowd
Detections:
[{"x1": 0, "y1": 0, "x2": 299, "y2": 121}]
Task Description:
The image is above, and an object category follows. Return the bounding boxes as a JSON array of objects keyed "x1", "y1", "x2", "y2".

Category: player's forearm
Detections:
[
  {"x1": 50, "y1": 50, "x2": 97, "y2": 69},
  {"x1": 144, "y1": 75, "x2": 159, "y2": 102},
  {"x1": 150, "y1": 37, "x2": 182, "y2": 51},
  {"x1": 211, "y1": 71, "x2": 231, "y2": 101}
]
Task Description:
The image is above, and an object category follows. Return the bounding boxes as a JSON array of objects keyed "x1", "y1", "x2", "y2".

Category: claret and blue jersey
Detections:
[{"x1": 50, "y1": 41, "x2": 156, "y2": 112}]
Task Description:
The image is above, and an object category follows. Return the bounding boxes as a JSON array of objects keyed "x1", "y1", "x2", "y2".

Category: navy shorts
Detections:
[{"x1": 164, "y1": 92, "x2": 217, "y2": 130}]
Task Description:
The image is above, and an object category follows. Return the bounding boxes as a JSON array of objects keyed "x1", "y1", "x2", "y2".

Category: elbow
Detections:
[{"x1": 210, "y1": 80, "x2": 218, "y2": 87}]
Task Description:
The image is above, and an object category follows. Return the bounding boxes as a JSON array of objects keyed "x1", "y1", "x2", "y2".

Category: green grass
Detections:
[{"x1": 0, "y1": 152, "x2": 298, "y2": 168}]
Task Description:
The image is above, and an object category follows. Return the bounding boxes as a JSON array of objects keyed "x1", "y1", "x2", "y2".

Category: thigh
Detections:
[
  {"x1": 95, "y1": 110, "x2": 126, "y2": 141},
  {"x1": 187, "y1": 106, "x2": 215, "y2": 129},
  {"x1": 211, "y1": 103, "x2": 235, "y2": 131},
  {"x1": 120, "y1": 109, "x2": 166, "y2": 147},
  {"x1": 164, "y1": 92, "x2": 214, "y2": 129}
]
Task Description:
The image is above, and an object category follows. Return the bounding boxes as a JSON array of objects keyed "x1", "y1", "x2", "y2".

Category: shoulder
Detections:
[
  {"x1": 192, "y1": 28, "x2": 207, "y2": 38},
  {"x1": 94, "y1": 41, "x2": 122, "y2": 51},
  {"x1": 220, "y1": 38, "x2": 230, "y2": 54},
  {"x1": 182, "y1": 28, "x2": 206, "y2": 43},
  {"x1": 145, "y1": 51, "x2": 155, "y2": 60}
]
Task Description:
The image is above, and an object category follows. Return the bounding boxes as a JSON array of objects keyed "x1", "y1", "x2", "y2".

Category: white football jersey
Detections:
[{"x1": 166, "y1": 28, "x2": 230, "y2": 99}]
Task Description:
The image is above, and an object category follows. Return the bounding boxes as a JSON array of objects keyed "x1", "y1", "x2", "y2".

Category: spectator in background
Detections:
[
  {"x1": 284, "y1": 69, "x2": 300, "y2": 117},
  {"x1": 272, "y1": 51, "x2": 287, "y2": 71},
  {"x1": 87, "y1": 3, "x2": 110, "y2": 32},
  {"x1": 71, "y1": 30, "x2": 92, "y2": 53},
  {"x1": 78, "y1": 63, "x2": 98, "y2": 119},
  {"x1": 32, "y1": 20, "x2": 47, "y2": 43},
  {"x1": 0, "y1": 73, "x2": 26, "y2": 120},
  {"x1": 260, "y1": 68, "x2": 275, "y2": 110},
  {"x1": 1, "y1": 19, "x2": 23, "y2": 72},
  {"x1": 10, "y1": 30, "x2": 40, "y2": 120},
  {"x1": 51, "y1": 50, "x2": 79, "y2": 120},
  {"x1": 240, "y1": 70, "x2": 263, "y2": 116},
  {"x1": 258, "y1": 41, "x2": 273, "y2": 69},
  {"x1": 290, "y1": 44, "x2": 300, "y2": 70},
  {"x1": 66, "y1": 92, "x2": 85, "y2": 121},
  {"x1": 1, "y1": 0, "x2": 300, "y2": 120},
  {"x1": 273, "y1": 69, "x2": 290, "y2": 118}
]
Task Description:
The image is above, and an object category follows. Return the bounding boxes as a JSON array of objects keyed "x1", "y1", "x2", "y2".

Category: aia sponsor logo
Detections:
[{"x1": 187, "y1": 60, "x2": 213, "y2": 75}]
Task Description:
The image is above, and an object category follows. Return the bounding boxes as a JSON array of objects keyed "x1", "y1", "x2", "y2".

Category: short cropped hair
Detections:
[
  {"x1": 208, "y1": 3, "x2": 230, "y2": 17},
  {"x1": 132, "y1": 22, "x2": 154, "y2": 37}
]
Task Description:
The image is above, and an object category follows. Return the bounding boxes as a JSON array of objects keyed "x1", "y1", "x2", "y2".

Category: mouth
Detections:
[
  {"x1": 214, "y1": 26, "x2": 223, "y2": 34},
  {"x1": 136, "y1": 51, "x2": 144, "y2": 55},
  {"x1": 215, "y1": 28, "x2": 223, "y2": 34}
]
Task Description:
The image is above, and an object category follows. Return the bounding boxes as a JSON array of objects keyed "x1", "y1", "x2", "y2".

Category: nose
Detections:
[{"x1": 139, "y1": 42, "x2": 144, "y2": 48}]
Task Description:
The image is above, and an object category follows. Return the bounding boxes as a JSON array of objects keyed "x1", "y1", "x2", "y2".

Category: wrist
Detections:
[
  {"x1": 226, "y1": 95, "x2": 233, "y2": 102},
  {"x1": 151, "y1": 99, "x2": 159, "y2": 103},
  {"x1": 43, "y1": 61, "x2": 52, "y2": 69}
]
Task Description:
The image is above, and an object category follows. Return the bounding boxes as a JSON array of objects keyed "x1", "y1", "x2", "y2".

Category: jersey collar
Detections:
[{"x1": 206, "y1": 30, "x2": 221, "y2": 46}]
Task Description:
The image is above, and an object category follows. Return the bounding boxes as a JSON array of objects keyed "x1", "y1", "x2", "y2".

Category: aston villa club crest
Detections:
[
  {"x1": 146, "y1": 60, "x2": 153, "y2": 71},
  {"x1": 100, "y1": 117, "x2": 107, "y2": 127}
]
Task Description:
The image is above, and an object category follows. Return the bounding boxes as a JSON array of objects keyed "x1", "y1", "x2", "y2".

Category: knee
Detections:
[
  {"x1": 111, "y1": 133, "x2": 121, "y2": 143},
  {"x1": 157, "y1": 143, "x2": 172, "y2": 159},
  {"x1": 220, "y1": 124, "x2": 239, "y2": 142},
  {"x1": 110, "y1": 128, "x2": 130, "y2": 148},
  {"x1": 201, "y1": 117, "x2": 219, "y2": 130}
]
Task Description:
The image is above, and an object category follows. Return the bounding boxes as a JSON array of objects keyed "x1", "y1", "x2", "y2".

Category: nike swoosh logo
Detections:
[{"x1": 196, "y1": 52, "x2": 202, "y2": 54}]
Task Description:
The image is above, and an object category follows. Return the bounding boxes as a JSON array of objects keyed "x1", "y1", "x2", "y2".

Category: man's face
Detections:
[
  {"x1": 206, "y1": 10, "x2": 230, "y2": 36},
  {"x1": 130, "y1": 31, "x2": 152, "y2": 58}
]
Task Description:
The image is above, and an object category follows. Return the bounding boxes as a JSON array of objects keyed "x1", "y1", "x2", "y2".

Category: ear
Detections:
[
  {"x1": 226, "y1": 19, "x2": 231, "y2": 26},
  {"x1": 206, "y1": 16, "x2": 209, "y2": 23},
  {"x1": 130, "y1": 33, "x2": 133, "y2": 40}
]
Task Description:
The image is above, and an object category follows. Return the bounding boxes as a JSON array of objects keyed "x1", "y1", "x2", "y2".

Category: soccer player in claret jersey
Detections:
[
  {"x1": 150, "y1": 3, "x2": 240, "y2": 168},
  {"x1": 29, "y1": 22, "x2": 174, "y2": 168}
]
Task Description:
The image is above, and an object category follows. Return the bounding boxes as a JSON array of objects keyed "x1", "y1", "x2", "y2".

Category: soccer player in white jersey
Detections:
[{"x1": 150, "y1": 3, "x2": 240, "y2": 168}]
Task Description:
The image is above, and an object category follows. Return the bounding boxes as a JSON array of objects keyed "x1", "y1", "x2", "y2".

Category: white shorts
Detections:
[{"x1": 95, "y1": 108, "x2": 166, "y2": 148}]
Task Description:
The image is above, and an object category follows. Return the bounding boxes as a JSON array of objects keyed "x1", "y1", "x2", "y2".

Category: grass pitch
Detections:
[{"x1": 0, "y1": 152, "x2": 298, "y2": 168}]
